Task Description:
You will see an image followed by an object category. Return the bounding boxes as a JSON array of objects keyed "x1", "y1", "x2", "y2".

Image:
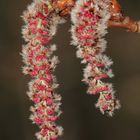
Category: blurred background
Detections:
[{"x1": 0, "y1": 0, "x2": 140, "y2": 140}]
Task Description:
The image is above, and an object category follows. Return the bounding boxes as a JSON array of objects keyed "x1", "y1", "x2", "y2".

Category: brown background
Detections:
[{"x1": 0, "y1": 0, "x2": 140, "y2": 140}]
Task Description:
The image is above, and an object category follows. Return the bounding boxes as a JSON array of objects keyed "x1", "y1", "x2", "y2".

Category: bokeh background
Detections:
[{"x1": 0, "y1": 0, "x2": 140, "y2": 140}]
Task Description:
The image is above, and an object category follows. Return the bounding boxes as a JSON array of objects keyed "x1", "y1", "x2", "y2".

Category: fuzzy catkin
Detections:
[
  {"x1": 21, "y1": 0, "x2": 65, "y2": 139},
  {"x1": 21, "y1": 0, "x2": 121, "y2": 139},
  {"x1": 70, "y1": 0, "x2": 120, "y2": 116}
]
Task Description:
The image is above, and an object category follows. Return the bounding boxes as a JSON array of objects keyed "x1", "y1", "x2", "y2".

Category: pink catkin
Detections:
[
  {"x1": 21, "y1": 0, "x2": 121, "y2": 139},
  {"x1": 71, "y1": 0, "x2": 120, "y2": 116},
  {"x1": 21, "y1": 0, "x2": 64, "y2": 139}
]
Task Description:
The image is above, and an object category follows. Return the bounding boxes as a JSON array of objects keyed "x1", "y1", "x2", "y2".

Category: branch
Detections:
[
  {"x1": 108, "y1": 17, "x2": 140, "y2": 32},
  {"x1": 53, "y1": 0, "x2": 140, "y2": 32}
]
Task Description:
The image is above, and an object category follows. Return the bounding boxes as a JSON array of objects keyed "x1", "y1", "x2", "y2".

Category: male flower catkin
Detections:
[
  {"x1": 21, "y1": 0, "x2": 121, "y2": 139},
  {"x1": 21, "y1": 0, "x2": 65, "y2": 139},
  {"x1": 70, "y1": 0, "x2": 120, "y2": 116}
]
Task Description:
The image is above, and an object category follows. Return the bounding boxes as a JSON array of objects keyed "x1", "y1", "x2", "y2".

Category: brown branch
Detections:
[
  {"x1": 108, "y1": 17, "x2": 140, "y2": 32},
  {"x1": 53, "y1": 0, "x2": 140, "y2": 32},
  {"x1": 109, "y1": 0, "x2": 140, "y2": 32}
]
